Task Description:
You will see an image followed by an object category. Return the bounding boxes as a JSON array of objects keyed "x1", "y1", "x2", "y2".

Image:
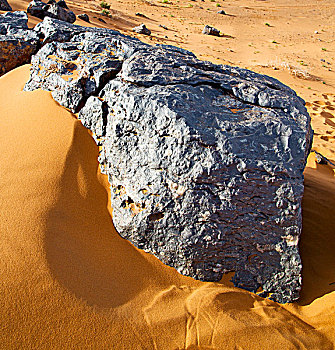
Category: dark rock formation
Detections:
[
  {"x1": 202, "y1": 25, "x2": 220, "y2": 36},
  {"x1": 217, "y1": 10, "x2": 226, "y2": 15},
  {"x1": 135, "y1": 12, "x2": 147, "y2": 18},
  {"x1": 23, "y1": 18, "x2": 312, "y2": 303},
  {"x1": 27, "y1": 0, "x2": 46, "y2": 19},
  {"x1": 0, "y1": 10, "x2": 27, "y2": 29},
  {"x1": 27, "y1": 0, "x2": 76, "y2": 23},
  {"x1": 132, "y1": 23, "x2": 151, "y2": 35},
  {"x1": 78, "y1": 13, "x2": 89, "y2": 22},
  {"x1": 0, "y1": 0, "x2": 12, "y2": 11},
  {"x1": 57, "y1": 0, "x2": 68, "y2": 9},
  {"x1": 0, "y1": 11, "x2": 39, "y2": 76},
  {"x1": 25, "y1": 18, "x2": 148, "y2": 111}
]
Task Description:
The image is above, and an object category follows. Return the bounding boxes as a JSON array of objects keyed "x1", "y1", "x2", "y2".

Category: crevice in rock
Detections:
[
  {"x1": 101, "y1": 101, "x2": 109, "y2": 136},
  {"x1": 121, "y1": 77, "x2": 288, "y2": 113},
  {"x1": 70, "y1": 59, "x2": 123, "y2": 114},
  {"x1": 148, "y1": 212, "x2": 164, "y2": 221}
]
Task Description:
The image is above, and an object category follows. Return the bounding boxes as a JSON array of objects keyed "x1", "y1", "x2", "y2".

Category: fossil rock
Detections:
[
  {"x1": 0, "y1": 11, "x2": 39, "y2": 76},
  {"x1": 23, "y1": 18, "x2": 313, "y2": 303}
]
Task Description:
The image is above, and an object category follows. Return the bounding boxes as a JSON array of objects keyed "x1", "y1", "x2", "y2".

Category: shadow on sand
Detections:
[
  {"x1": 298, "y1": 165, "x2": 335, "y2": 305},
  {"x1": 44, "y1": 121, "x2": 170, "y2": 308},
  {"x1": 45, "y1": 117, "x2": 335, "y2": 308}
]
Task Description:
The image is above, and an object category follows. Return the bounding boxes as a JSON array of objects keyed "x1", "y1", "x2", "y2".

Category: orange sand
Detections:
[
  {"x1": 3, "y1": 0, "x2": 334, "y2": 101},
  {"x1": 1, "y1": 0, "x2": 335, "y2": 346},
  {"x1": 0, "y1": 64, "x2": 335, "y2": 349}
]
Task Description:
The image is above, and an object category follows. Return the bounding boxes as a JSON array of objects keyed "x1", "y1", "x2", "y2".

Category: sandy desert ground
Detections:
[{"x1": 0, "y1": 0, "x2": 335, "y2": 348}]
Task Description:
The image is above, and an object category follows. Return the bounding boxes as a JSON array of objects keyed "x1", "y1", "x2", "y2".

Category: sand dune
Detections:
[
  {"x1": 1, "y1": 0, "x2": 335, "y2": 347},
  {"x1": 0, "y1": 65, "x2": 334, "y2": 349}
]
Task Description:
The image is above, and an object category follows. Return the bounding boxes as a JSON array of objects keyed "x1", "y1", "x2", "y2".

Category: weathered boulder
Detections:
[
  {"x1": 0, "y1": 0, "x2": 12, "y2": 11},
  {"x1": 25, "y1": 18, "x2": 148, "y2": 111},
  {"x1": 0, "y1": 10, "x2": 27, "y2": 29},
  {"x1": 0, "y1": 11, "x2": 39, "y2": 76},
  {"x1": 27, "y1": 0, "x2": 76, "y2": 23},
  {"x1": 24, "y1": 18, "x2": 313, "y2": 303}
]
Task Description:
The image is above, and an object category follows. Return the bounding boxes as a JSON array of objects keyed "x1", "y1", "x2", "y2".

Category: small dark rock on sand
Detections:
[
  {"x1": 78, "y1": 13, "x2": 89, "y2": 22},
  {"x1": 135, "y1": 12, "x2": 147, "y2": 18},
  {"x1": 202, "y1": 25, "x2": 220, "y2": 36},
  {"x1": 133, "y1": 23, "x2": 151, "y2": 35}
]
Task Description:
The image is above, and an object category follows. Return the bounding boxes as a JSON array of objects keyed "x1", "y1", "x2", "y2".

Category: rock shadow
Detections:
[
  {"x1": 43, "y1": 116, "x2": 335, "y2": 308},
  {"x1": 298, "y1": 165, "x2": 335, "y2": 305},
  {"x1": 44, "y1": 120, "x2": 166, "y2": 309}
]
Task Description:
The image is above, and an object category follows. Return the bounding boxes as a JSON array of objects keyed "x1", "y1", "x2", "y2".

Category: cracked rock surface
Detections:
[
  {"x1": 0, "y1": 12, "x2": 39, "y2": 76},
  {"x1": 23, "y1": 18, "x2": 313, "y2": 303}
]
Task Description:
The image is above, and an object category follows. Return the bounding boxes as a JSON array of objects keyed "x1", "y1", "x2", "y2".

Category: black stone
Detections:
[
  {"x1": 21, "y1": 17, "x2": 313, "y2": 303},
  {"x1": 27, "y1": 0, "x2": 76, "y2": 23},
  {"x1": 78, "y1": 13, "x2": 89, "y2": 22},
  {"x1": 57, "y1": 0, "x2": 68, "y2": 8}
]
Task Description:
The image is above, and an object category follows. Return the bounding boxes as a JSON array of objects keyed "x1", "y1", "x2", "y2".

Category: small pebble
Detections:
[
  {"x1": 202, "y1": 25, "x2": 220, "y2": 36},
  {"x1": 136, "y1": 12, "x2": 147, "y2": 18},
  {"x1": 78, "y1": 13, "x2": 90, "y2": 22}
]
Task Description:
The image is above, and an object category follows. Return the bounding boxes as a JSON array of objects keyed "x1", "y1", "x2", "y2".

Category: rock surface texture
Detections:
[
  {"x1": 0, "y1": 0, "x2": 12, "y2": 11},
  {"x1": 0, "y1": 11, "x2": 39, "y2": 76},
  {"x1": 27, "y1": 0, "x2": 76, "y2": 23},
  {"x1": 23, "y1": 18, "x2": 313, "y2": 303}
]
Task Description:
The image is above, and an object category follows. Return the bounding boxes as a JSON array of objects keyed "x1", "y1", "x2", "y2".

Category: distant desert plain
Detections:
[{"x1": 1, "y1": 0, "x2": 335, "y2": 348}]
